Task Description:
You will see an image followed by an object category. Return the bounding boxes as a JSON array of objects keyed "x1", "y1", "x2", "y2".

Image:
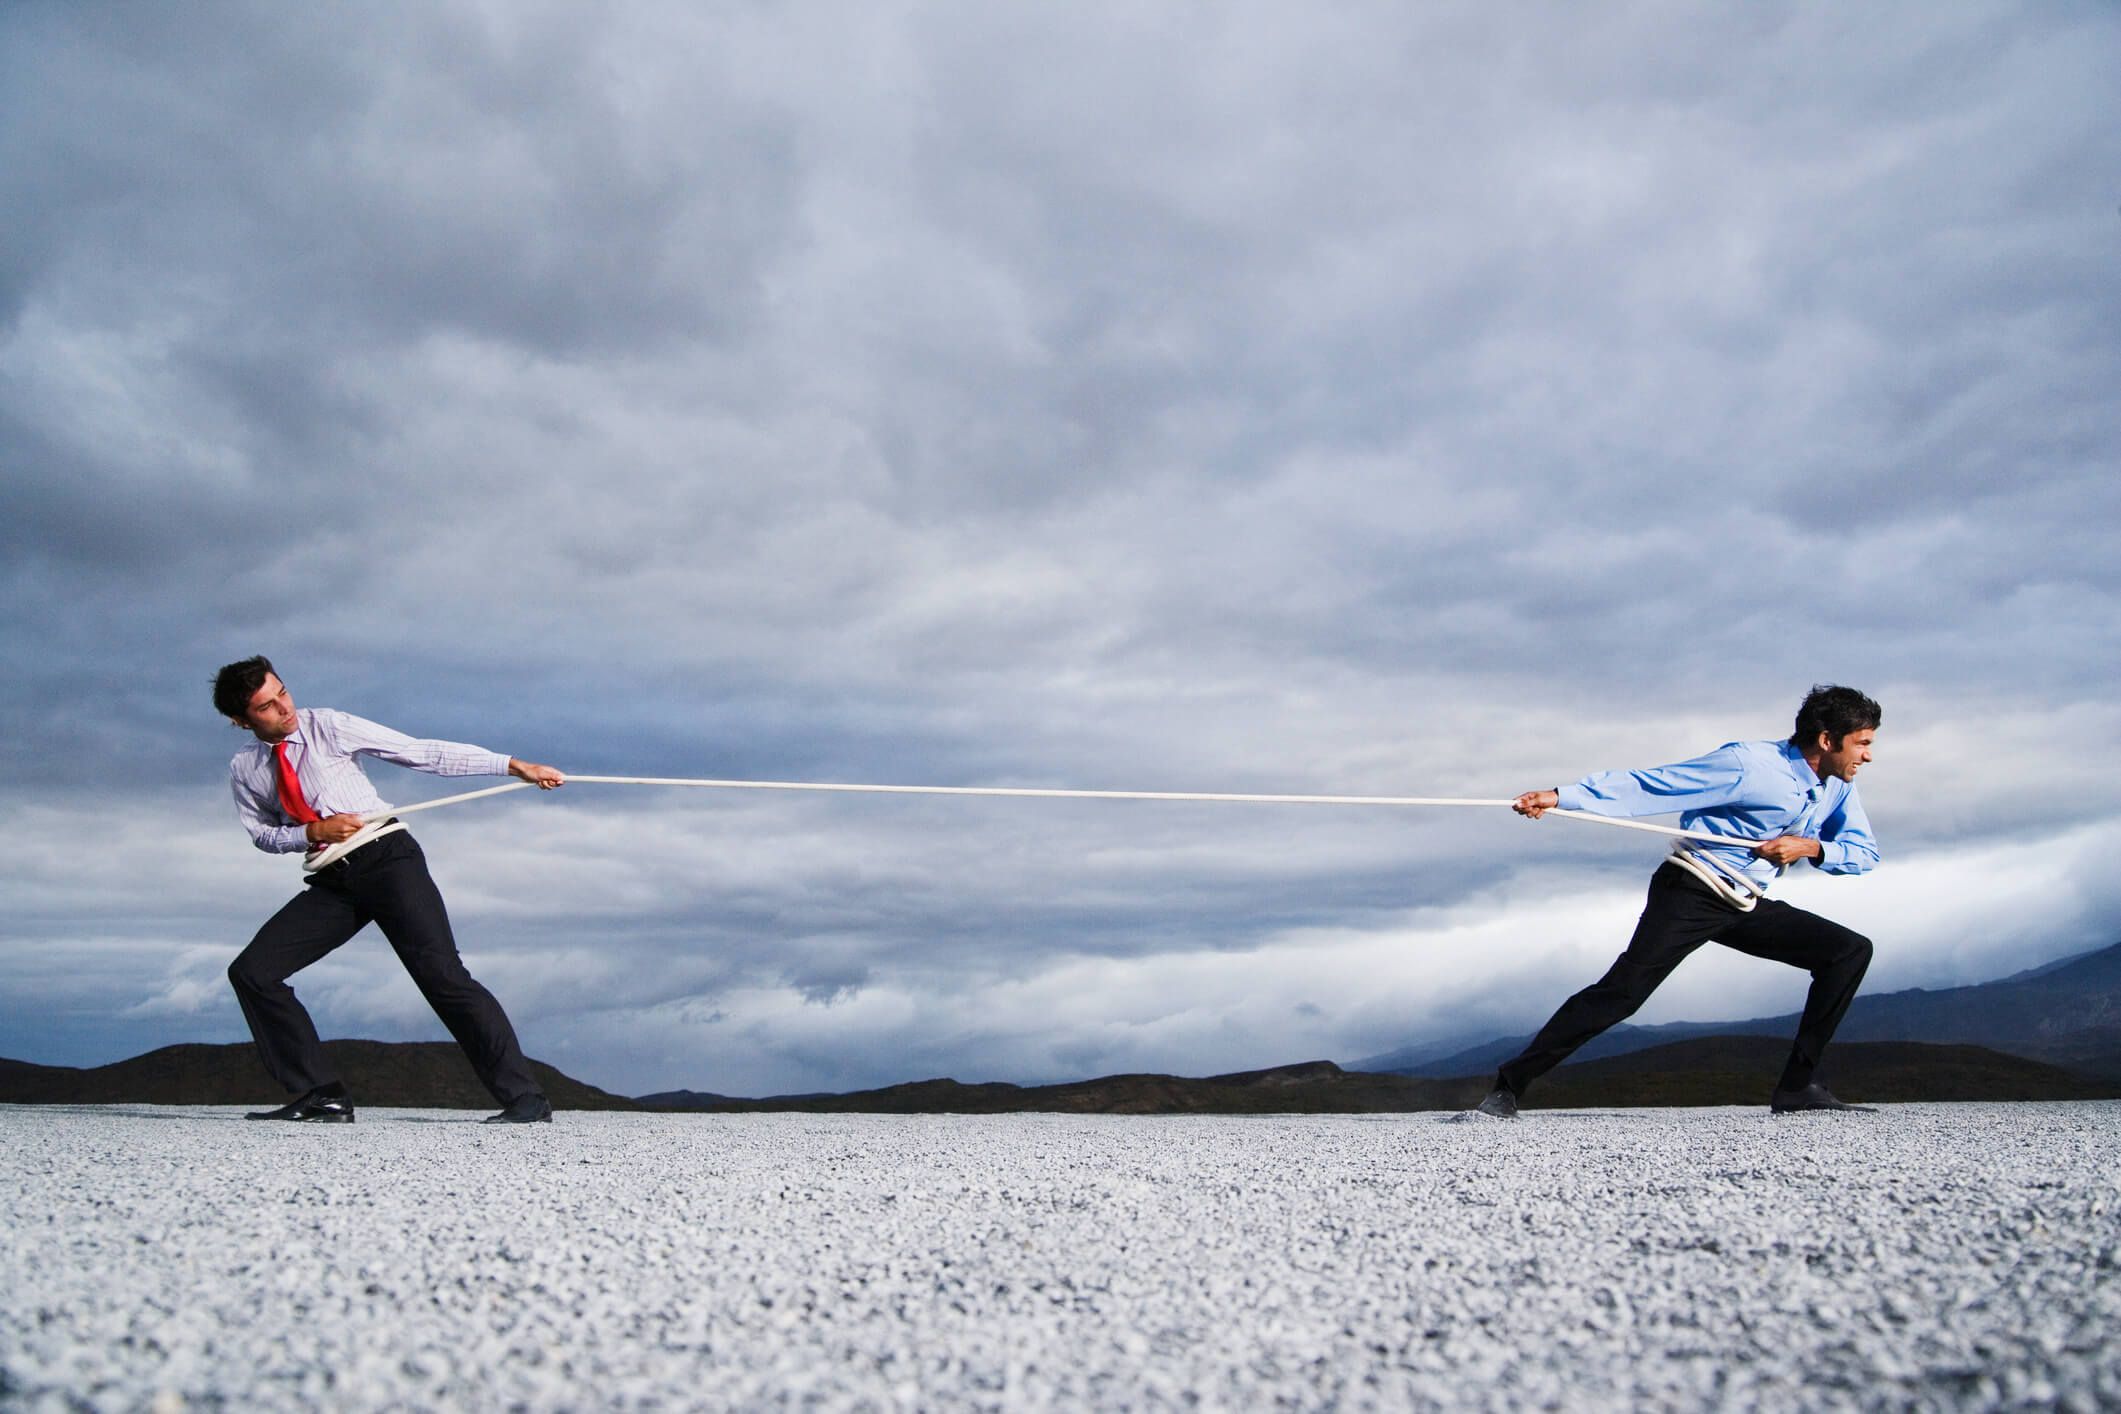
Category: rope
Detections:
[
  {"x1": 1665, "y1": 841, "x2": 1773, "y2": 911},
  {"x1": 303, "y1": 774, "x2": 1765, "y2": 872}
]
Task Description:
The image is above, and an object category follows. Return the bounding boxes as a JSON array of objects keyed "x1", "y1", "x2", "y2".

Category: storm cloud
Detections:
[{"x1": 3, "y1": 2, "x2": 2116, "y2": 1095}]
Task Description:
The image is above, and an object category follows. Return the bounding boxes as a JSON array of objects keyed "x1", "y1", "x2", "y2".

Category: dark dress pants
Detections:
[
  {"x1": 1496, "y1": 863, "x2": 1872, "y2": 1098},
  {"x1": 227, "y1": 830, "x2": 541, "y2": 1104}
]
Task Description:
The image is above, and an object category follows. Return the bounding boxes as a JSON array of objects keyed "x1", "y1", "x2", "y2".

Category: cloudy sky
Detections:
[{"x1": 3, "y1": 3, "x2": 2117, "y2": 1098}]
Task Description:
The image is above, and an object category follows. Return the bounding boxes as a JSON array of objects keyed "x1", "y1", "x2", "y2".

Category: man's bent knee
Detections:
[
  {"x1": 229, "y1": 939, "x2": 300, "y2": 996},
  {"x1": 228, "y1": 955, "x2": 269, "y2": 996},
  {"x1": 403, "y1": 952, "x2": 480, "y2": 1000},
  {"x1": 1836, "y1": 932, "x2": 1874, "y2": 972}
]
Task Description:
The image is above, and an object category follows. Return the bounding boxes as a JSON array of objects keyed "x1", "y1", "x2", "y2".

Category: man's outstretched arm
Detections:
[
  {"x1": 320, "y1": 709, "x2": 565, "y2": 788},
  {"x1": 1516, "y1": 747, "x2": 1750, "y2": 824}
]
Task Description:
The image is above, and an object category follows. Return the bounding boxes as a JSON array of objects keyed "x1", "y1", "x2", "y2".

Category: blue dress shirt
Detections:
[{"x1": 1555, "y1": 739, "x2": 1878, "y2": 891}]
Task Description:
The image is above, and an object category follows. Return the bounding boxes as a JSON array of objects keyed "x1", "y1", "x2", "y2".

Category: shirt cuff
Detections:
[
  {"x1": 266, "y1": 824, "x2": 311, "y2": 854},
  {"x1": 1554, "y1": 783, "x2": 1595, "y2": 812}
]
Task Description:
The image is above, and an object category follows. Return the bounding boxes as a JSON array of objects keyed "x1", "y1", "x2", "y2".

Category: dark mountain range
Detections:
[
  {"x1": 1358, "y1": 939, "x2": 2121, "y2": 1080},
  {"x1": 8, "y1": 997, "x2": 2118, "y2": 1116},
  {"x1": 635, "y1": 1042, "x2": 2117, "y2": 1114},
  {"x1": 642, "y1": 1059, "x2": 1472, "y2": 1114},
  {"x1": 0, "y1": 1041, "x2": 639, "y2": 1110},
  {"x1": 636, "y1": 1088, "x2": 736, "y2": 1108},
  {"x1": 11, "y1": 933, "x2": 2112, "y2": 1116},
  {"x1": 1519, "y1": 1036, "x2": 2119, "y2": 1110}
]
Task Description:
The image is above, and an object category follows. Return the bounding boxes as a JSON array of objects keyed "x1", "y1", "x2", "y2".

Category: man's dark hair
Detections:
[
  {"x1": 213, "y1": 656, "x2": 277, "y2": 722},
  {"x1": 1791, "y1": 684, "x2": 1881, "y2": 749}
]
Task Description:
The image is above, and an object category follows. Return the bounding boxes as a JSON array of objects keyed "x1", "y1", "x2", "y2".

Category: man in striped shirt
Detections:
[{"x1": 213, "y1": 655, "x2": 566, "y2": 1124}]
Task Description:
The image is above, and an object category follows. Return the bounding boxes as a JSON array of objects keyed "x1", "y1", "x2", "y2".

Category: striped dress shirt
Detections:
[{"x1": 230, "y1": 707, "x2": 511, "y2": 855}]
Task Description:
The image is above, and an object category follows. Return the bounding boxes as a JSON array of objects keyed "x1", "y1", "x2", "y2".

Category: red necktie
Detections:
[{"x1": 273, "y1": 740, "x2": 321, "y2": 825}]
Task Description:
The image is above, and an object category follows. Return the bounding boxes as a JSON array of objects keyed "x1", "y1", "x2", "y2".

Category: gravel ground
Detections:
[{"x1": 3, "y1": 1102, "x2": 2118, "y2": 1411}]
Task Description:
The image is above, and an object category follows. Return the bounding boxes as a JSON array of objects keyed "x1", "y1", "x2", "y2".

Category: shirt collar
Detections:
[
  {"x1": 1779, "y1": 738, "x2": 1825, "y2": 795},
  {"x1": 257, "y1": 713, "x2": 308, "y2": 753}
]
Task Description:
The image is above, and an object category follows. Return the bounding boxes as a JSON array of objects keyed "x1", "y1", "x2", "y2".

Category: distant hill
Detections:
[
  {"x1": 641, "y1": 1060, "x2": 1475, "y2": 1115},
  {"x1": 2073, "y1": 1051, "x2": 2121, "y2": 1082},
  {"x1": 1359, "y1": 939, "x2": 2121, "y2": 1079},
  {"x1": 1521, "y1": 1036, "x2": 2120, "y2": 1110},
  {"x1": 0, "y1": 1041, "x2": 639, "y2": 1110},
  {"x1": 634, "y1": 1043, "x2": 2117, "y2": 1114},
  {"x1": 7, "y1": 1037, "x2": 2114, "y2": 1119},
  {"x1": 636, "y1": 1088, "x2": 736, "y2": 1108}
]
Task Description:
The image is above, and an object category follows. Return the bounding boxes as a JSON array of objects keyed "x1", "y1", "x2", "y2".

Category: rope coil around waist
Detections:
[
  {"x1": 302, "y1": 817, "x2": 406, "y2": 871},
  {"x1": 1665, "y1": 840, "x2": 1775, "y2": 911}
]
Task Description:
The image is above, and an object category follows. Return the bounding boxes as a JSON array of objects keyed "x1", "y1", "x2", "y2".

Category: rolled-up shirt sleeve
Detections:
[
  {"x1": 1814, "y1": 789, "x2": 1880, "y2": 875},
  {"x1": 1555, "y1": 746, "x2": 1750, "y2": 818}
]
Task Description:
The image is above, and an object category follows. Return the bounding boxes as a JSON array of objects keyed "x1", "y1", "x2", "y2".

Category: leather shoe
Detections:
[
  {"x1": 1474, "y1": 1087, "x2": 1519, "y2": 1119},
  {"x1": 483, "y1": 1093, "x2": 553, "y2": 1124},
  {"x1": 246, "y1": 1087, "x2": 355, "y2": 1123},
  {"x1": 1770, "y1": 1083, "x2": 1876, "y2": 1114}
]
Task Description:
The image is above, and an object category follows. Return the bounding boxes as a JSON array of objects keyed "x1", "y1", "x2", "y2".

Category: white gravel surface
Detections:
[{"x1": 3, "y1": 1102, "x2": 2118, "y2": 1411}]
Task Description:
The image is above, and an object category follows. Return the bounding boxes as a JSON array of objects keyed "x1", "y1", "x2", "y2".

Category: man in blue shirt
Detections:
[{"x1": 1477, "y1": 685, "x2": 1881, "y2": 1118}]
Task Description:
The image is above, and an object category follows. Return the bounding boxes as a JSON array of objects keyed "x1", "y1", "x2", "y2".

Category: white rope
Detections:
[
  {"x1": 1665, "y1": 841, "x2": 1773, "y2": 911},
  {"x1": 301, "y1": 782, "x2": 538, "y2": 871},
  {"x1": 303, "y1": 774, "x2": 1764, "y2": 872}
]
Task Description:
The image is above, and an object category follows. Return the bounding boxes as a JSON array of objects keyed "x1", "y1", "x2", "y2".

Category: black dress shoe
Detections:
[
  {"x1": 1474, "y1": 1087, "x2": 1520, "y2": 1119},
  {"x1": 246, "y1": 1088, "x2": 356, "y2": 1123},
  {"x1": 1770, "y1": 1083, "x2": 1876, "y2": 1114},
  {"x1": 483, "y1": 1093, "x2": 553, "y2": 1124}
]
